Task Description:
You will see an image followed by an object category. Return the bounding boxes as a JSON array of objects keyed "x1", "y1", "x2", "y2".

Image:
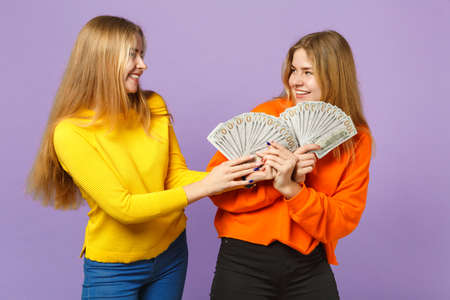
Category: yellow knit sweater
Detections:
[{"x1": 53, "y1": 92, "x2": 207, "y2": 263}]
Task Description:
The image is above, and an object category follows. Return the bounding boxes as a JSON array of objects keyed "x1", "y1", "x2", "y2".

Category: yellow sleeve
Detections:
[
  {"x1": 147, "y1": 91, "x2": 207, "y2": 189},
  {"x1": 54, "y1": 122, "x2": 189, "y2": 224},
  {"x1": 165, "y1": 125, "x2": 208, "y2": 189}
]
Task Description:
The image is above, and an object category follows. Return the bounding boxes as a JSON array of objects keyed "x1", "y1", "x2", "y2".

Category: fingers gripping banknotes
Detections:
[{"x1": 208, "y1": 101, "x2": 356, "y2": 160}]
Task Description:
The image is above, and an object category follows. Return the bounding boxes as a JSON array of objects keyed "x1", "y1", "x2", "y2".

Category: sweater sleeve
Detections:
[
  {"x1": 285, "y1": 131, "x2": 372, "y2": 243},
  {"x1": 147, "y1": 91, "x2": 207, "y2": 189},
  {"x1": 164, "y1": 125, "x2": 208, "y2": 189},
  {"x1": 54, "y1": 122, "x2": 189, "y2": 225},
  {"x1": 207, "y1": 151, "x2": 282, "y2": 213}
]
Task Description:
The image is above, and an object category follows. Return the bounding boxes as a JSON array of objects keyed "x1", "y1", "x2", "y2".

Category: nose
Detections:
[
  {"x1": 291, "y1": 72, "x2": 303, "y2": 87},
  {"x1": 137, "y1": 55, "x2": 147, "y2": 70}
]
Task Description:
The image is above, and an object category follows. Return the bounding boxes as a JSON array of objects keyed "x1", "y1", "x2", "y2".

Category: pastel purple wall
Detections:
[{"x1": 1, "y1": 0, "x2": 449, "y2": 299}]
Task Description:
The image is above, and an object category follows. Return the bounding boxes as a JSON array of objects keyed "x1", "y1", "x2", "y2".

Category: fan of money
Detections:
[
  {"x1": 207, "y1": 112, "x2": 298, "y2": 160},
  {"x1": 280, "y1": 101, "x2": 357, "y2": 158},
  {"x1": 207, "y1": 101, "x2": 357, "y2": 160}
]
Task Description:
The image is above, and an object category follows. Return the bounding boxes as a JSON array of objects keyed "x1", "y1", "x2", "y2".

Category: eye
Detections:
[
  {"x1": 290, "y1": 66, "x2": 296, "y2": 73},
  {"x1": 305, "y1": 71, "x2": 313, "y2": 76},
  {"x1": 129, "y1": 49, "x2": 137, "y2": 58}
]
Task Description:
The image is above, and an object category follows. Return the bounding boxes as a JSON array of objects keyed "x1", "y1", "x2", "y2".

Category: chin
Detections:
[{"x1": 125, "y1": 86, "x2": 138, "y2": 94}]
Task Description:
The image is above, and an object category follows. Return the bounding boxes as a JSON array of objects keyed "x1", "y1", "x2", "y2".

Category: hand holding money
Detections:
[
  {"x1": 292, "y1": 144, "x2": 320, "y2": 183},
  {"x1": 259, "y1": 141, "x2": 301, "y2": 199},
  {"x1": 207, "y1": 101, "x2": 357, "y2": 164},
  {"x1": 201, "y1": 156, "x2": 263, "y2": 196},
  {"x1": 245, "y1": 164, "x2": 274, "y2": 186}
]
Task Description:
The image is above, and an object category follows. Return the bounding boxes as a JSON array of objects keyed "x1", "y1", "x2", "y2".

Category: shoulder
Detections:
[
  {"x1": 355, "y1": 127, "x2": 372, "y2": 143},
  {"x1": 53, "y1": 119, "x2": 91, "y2": 150},
  {"x1": 142, "y1": 90, "x2": 168, "y2": 113},
  {"x1": 251, "y1": 98, "x2": 293, "y2": 116},
  {"x1": 54, "y1": 119, "x2": 82, "y2": 138},
  {"x1": 142, "y1": 90, "x2": 164, "y2": 103},
  {"x1": 353, "y1": 127, "x2": 373, "y2": 156}
]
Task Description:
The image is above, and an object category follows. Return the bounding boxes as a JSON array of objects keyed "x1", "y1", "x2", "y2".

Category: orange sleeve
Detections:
[
  {"x1": 207, "y1": 150, "x2": 282, "y2": 213},
  {"x1": 285, "y1": 131, "x2": 372, "y2": 243}
]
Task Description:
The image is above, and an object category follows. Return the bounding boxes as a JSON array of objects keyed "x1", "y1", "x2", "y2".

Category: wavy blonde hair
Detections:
[
  {"x1": 281, "y1": 30, "x2": 371, "y2": 159},
  {"x1": 28, "y1": 16, "x2": 154, "y2": 209}
]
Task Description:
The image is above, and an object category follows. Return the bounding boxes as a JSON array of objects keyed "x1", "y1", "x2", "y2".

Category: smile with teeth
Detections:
[
  {"x1": 295, "y1": 90, "x2": 309, "y2": 95},
  {"x1": 129, "y1": 74, "x2": 140, "y2": 79}
]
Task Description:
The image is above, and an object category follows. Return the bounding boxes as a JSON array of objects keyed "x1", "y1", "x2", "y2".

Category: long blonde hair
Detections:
[
  {"x1": 28, "y1": 16, "x2": 153, "y2": 209},
  {"x1": 281, "y1": 30, "x2": 371, "y2": 159}
]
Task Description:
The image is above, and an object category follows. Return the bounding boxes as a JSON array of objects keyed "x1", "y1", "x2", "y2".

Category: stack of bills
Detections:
[
  {"x1": 280, "y1": 101, "x2": 357, "y2": 158},
  {"x1": 207, "y1": 112, "x2": 298, "y2": 160},
  {"x1": 207, "y1": 101, "x2": 357, "y2": 160}
]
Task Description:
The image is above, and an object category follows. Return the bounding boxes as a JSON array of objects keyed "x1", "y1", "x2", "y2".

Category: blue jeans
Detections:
[{"x1": 82, "y1": 231, "x2": 188, "y2": 300}]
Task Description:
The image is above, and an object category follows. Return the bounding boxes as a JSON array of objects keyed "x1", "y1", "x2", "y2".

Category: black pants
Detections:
[{"x1": 210, "y1": 238, "x2": 340, "y2": 300}]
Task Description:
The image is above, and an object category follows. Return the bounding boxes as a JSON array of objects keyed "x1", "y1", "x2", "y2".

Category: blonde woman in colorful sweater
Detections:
[
  {"x1": 208, "y1": 30, "x2": 373, "y2": 299},
  {"x1": 27, "y1": 16, "x2": 260, "y2": 300}
]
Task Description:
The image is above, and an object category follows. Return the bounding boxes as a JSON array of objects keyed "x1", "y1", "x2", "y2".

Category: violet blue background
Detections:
[{"x1": 1, "y1": 0, "x2": 449, "y2": 299}]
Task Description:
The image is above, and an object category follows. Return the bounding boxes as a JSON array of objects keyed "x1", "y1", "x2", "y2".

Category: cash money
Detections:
[
  {"x1": 208, "y1": 101, "x2": 357, "y2": 160},
  {"x1": 280, "y1": 101, "x2": 357, "y2": 158},
  {"x1": 207, "y1": 112, "x2": 298, "y2": 160}
]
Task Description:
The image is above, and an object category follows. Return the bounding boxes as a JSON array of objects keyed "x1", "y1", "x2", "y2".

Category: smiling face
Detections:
[
  {"x1": 124, "y1": 34, "x2": 147, "y2": 93},
  {"x1": 288, "y1": 48, "x2": 322, "y2": 103}
]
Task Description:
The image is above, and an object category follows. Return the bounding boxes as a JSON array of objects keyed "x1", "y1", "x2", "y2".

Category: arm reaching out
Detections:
[
  {"x1": 207, "y1": 151, "x2": 281, "y2": 213},
  {"x1": 184, "y1": 156, "x2": 261, "y2": 204}
]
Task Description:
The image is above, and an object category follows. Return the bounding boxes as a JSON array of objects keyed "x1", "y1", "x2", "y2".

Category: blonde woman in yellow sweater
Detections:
[{"x1": 27, "y1": 16, "x2": 260, "y2": 300}]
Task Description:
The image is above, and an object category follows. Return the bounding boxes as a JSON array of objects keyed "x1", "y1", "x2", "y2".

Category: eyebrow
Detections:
[{"x1": 291, "y1": 65, "x2": 313, "y2": 70}]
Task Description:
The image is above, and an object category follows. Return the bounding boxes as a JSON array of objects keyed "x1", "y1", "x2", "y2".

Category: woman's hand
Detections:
[
  {"x1": 185, "y1": 156, "x2": 266, "y2": 204},
  {"x1": 292, "y1": 144, "x2": 320, "y2": 183},
  {"x1": 260, "y1": 142, "x2": 300, "y2": 199},
  {"x1": 204, "y1": 156, "x2": 262, "y2": 195},
  {"x1": 185, "y1": 156, "x2": 259, "y2": 202},
  {"x1": 244, "y1": 162, "x2": 275, "y2": 188}
]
